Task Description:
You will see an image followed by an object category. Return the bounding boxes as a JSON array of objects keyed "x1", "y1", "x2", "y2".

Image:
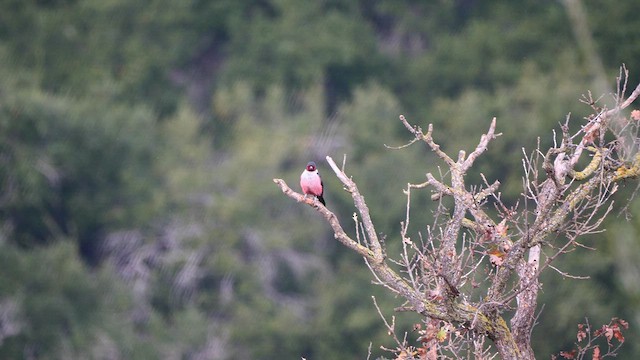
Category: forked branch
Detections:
[{"x1": 275, "y1": 69, "x2": 640, "y2": 359}]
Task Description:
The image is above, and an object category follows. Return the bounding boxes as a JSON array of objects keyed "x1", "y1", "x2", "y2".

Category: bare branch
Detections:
[
  {"x1": 272, "y1": 178, "x2": 374, "y2": 259},
  {"x1": 276, "y1": 69, "x2": 639, "y2": 360},
  {"x1": 463, "y1": 117, "x2": 502, "y2": 171}
]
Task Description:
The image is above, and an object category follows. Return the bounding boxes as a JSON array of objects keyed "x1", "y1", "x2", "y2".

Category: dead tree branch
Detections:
[{"x1": 274, "y1": 68, "x2": 640, "y2": 359}]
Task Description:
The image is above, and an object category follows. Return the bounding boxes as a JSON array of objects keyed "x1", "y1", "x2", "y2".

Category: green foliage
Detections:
[
  {"x1": 585, "y1": 0, "x2": 640, "y2": 74},
  {"x1": 0, "y1": 241, "x2": 134, "y2": 358},
  {"x1": 221, "y1": 0, "x2": 378, "y2": 91},
  {"x1": 0, "y1": 0, "x2": 197, "y2": 114},
  {"x1": 0, "y1": 1, "x2": 639, "y2": 358},
  {"x1": 391, "y1": 1, "x2": 572, "y2": 113},
  {"x1": 0, "y1": 83, "x2": 164, "y2": 261}
]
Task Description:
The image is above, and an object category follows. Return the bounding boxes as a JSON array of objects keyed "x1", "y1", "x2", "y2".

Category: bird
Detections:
[{"x1": 300, "y1": 161, "x2": 325, "y2": 206}]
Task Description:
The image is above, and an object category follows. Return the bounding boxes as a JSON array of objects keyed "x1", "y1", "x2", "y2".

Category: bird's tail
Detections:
[{"x1": 318, "y1": 195, "x2": 326, "y2": 206}]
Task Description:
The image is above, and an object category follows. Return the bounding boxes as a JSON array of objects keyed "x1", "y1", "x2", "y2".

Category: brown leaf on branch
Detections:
[
  {"x1": 576, "y1": 324, "x2": 587, "y2": 342},
  {"x1": 558, "y1": 318, "x2": 629, "y2": 359},
  {"x1": 595, "y1": 321, "x2": 626, "y2": 345},
  {"x1": 560, "y1": 350, "x2": 577, "y2": 359},
  {"x1": 616, "y1": 317, "x2": 629, "y2": 329},
  {"x1": 488, "y1": 248, "x2": 506, "y2": 266},
  {"x1": 603, "y1": 326, "x2": 614, "y2": 343},
  {"x1": 612, "y1": 325, "x2": 625, "y2": 343},
  {"x1": 582, "y1": 121, "x2": 600, "y2": 144}
]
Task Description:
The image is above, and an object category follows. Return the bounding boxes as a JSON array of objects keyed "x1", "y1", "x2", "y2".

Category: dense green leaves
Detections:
[
  {"x1": 0, "y1": 0, "x2": 639, "y2": 358},
  {"x1": 0, "y1": 84, "x2": 163, "y2": 261},
  {"x1": 0, "y1": 242, "x2": 134, "y2": 358}
]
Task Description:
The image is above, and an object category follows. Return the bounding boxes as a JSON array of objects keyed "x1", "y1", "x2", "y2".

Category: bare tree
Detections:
[{"x1": 274, "y1": 68, "x2": 640, "y2": 359}]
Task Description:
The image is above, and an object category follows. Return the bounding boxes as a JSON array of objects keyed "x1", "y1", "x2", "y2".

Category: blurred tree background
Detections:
[{"x1": 1, "y1": 0, "x2": 639, "y2": 358}]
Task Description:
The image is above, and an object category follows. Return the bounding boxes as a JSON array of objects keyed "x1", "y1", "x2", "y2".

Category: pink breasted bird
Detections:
[{"x1": 300, "y1": 161, "x2": 325, "y2": 206}]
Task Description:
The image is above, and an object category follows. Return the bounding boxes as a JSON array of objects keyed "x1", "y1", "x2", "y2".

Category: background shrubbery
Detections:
[{"x1": 1, "y1": 1, "x2": 639, "y2": 358}]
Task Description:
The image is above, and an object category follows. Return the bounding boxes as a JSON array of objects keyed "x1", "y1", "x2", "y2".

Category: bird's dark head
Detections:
[{"x1": 306, "y1": 161, "x2": 317, "y2": 172}]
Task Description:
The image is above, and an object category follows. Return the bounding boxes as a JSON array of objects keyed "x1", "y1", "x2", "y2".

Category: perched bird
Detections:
[{"x1": 300, "y1": 161, "x2": 325, "y2": 206}]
